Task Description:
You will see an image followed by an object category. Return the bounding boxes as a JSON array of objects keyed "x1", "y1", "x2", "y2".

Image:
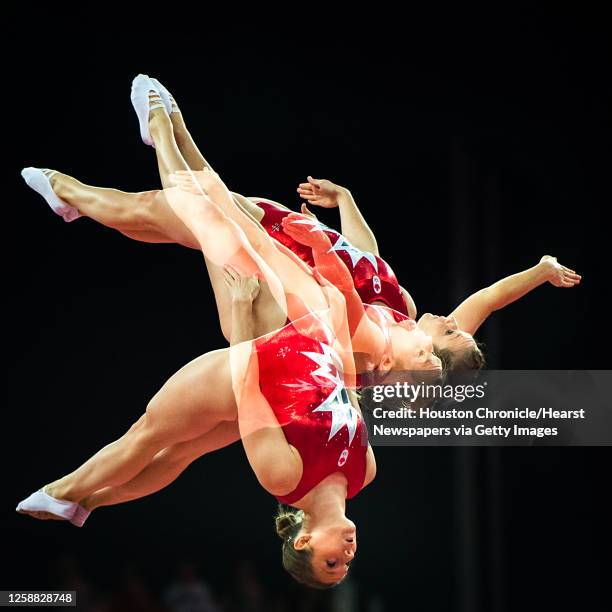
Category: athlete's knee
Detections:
[
  {"x1": 128, "y1": 415, "x2": 164, "y2": 451},
  {"x1": 125, "y1": 413, "x2": 147, "y2": 435},
  {"x1": 128, "y1": 401, "x2": 169, "y2": 448}
]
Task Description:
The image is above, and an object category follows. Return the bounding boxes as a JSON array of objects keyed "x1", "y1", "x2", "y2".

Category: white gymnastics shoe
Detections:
[
  {"x1": 16, "y1": 488, "x2": 78, "y2": 520},
  {"x1": 69, "y1": 504, "x2": 91, "y2": 528},
  {"x1": 130, "y1": 74, "x2": 166, "y2": 147},
  {"x1": 21, "y1": 168, "x2": 81, "y2": 222},
  {"x1": 150, "y1": 77, "x2": 179, "y2": 115}
]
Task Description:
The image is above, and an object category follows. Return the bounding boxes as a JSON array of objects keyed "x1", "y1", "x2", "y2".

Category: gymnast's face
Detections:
[
  {"x1": 294, "y1": 521, "x2": 357, "y2": 585},
  {"x1": 388, "y1": 324, "x2": 442, "y2": 374},
  {"x1": 416, "y1": 313, "x2": 476, "y2": 354}
]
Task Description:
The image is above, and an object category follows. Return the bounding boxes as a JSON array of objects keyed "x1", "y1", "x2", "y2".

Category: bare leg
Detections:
[
  {"x1": 44, "y1": 349, "x2": 237, "y2": 503},
  {"x1": 81, "y1": 420, "x2": 240, "y2": 511},
  {"x1": 169, "y1": 109, "x2": 210, "y2": 172},
  {"x1": 148, "y1": 99, "x2": 191, "y2": 189},
  {"x1": 49, "y1": 172, "x2": 199, "y2": 248}
]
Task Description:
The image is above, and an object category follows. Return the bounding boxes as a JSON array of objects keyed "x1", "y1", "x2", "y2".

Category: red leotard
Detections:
[
  {"x1": 253, "y1": 317, "x2": 368, "y2": 505},
  {"x1": 255, "y1": 201, "x2": 408, "y2": 316}
]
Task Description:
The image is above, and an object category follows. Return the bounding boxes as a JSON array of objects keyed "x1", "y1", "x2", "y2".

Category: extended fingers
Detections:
[
  {"x1": 561, "y1": 266, "x2": 581, "y2": 281},
  {"x1": 560, "y1": 271, "x2": 580, "y2": 286},
  {"x1": 226, "y1": 263, "x2": 245, "y2": 279},
  {"x1": 169, "y1": 171, "x2": 198, "y2": 183},
  {"x1": 169, "y1": 173, "x2": 204, "y2": 194},
  {"x1": 174, "y1": 168, "x2": 217, "y2": 179},
  {"x1": 281, "y1": 218, "x2": 299, "y2": 233},
  {"x1": 283, "y1": 211, "x2": 312, "y2": 227},
  {"x1": 281, "y1": 220, "x2": 303, "y2": 238},
  {"x1": 222, "y1": 266, "x2": 236, "y2": 286},
  {"x1": 297, "y1": 185, "x2": 321, "y2": 201},
  {"x1": 564, "y1": 272, "x2": 582, "y2": 282},
  {"x1": 299, "y1": 193, "x2": 322, "y2": 203}
]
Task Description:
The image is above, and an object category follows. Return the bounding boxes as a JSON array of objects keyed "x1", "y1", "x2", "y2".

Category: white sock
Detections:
[
  {"x1": 130, "y1": 74, "x2": 166, "y2": 147},
  {"x1": 151, "y1": 78, "x2": 179, "y2": 115},
  {"x1": 21, "y1": 168, "x2": 81, "y2": 223},
  {"x1": 16, "y1": 488, "x2": 78, "y2": 520}
]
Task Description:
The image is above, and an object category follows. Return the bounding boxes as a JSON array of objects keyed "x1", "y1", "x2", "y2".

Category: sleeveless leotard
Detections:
[{"x1": 253, "y1": 317, "x2": 369, "y2": 505}]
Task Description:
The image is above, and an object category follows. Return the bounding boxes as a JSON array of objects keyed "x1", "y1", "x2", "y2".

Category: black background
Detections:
[{"x1": 2, "y1": 9, "x2": 610, "y2": 611}]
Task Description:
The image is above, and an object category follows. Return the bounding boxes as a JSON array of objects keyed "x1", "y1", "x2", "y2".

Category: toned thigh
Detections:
[{"x1": 145, "y1": 349, "x2": 237, "y2": 440}]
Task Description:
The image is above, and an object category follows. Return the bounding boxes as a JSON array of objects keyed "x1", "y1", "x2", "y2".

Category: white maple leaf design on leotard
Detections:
[
  {"x1": 300, "y1": 342, "x2": 358, "y2": 445},
  {"x1": 288, "y1": 217, "x2": 379, "y2": 272},
  {"x1": 328, "y1": 236, "x2": 379, "y2": 272}
]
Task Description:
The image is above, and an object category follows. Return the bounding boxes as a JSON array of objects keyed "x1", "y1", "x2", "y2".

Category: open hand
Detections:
[
  {"x1": 281, "y1": 212, "x2": 332, "y2": 250},
  {"x1": 223, "y1": 264, "x2": 260, "y2": 302},
  {"x1": 540, "y1": 255, "x2": 582, "y2": 288},
  {"x1": 297, "y1": 176, "x2": 346, "y2": 208}
]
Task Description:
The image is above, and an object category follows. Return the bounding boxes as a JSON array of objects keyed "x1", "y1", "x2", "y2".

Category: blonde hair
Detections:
[
  {"x1": 434, "y1": 343, "x2": 486, "y2": 385},
  {"x1": 274, "y1": 505, "x2": 336, "y2": 590}
]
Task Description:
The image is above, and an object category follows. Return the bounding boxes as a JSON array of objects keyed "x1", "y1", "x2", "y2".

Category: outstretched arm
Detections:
[
  {"x1": 451, "y1": 255, "x2": 582, "y2": 335},
  {"x1": 297, "y1": 177, "x2": 379, "y2": 255}
]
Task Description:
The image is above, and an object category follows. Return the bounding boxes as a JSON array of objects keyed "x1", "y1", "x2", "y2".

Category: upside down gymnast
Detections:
[
  {"x1": 19, "y1": 161, "x2": 377, "y2": 588},
  {"x1": 17, "y1": 75, "x2": 581, "y2": 588}
]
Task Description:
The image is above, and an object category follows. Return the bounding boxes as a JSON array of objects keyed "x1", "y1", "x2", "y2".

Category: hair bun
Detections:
[
  {"x1": 275, "y1": 509, "x2": 303, "y2": 540},
  {"x1": 275, "y1": 513, "x2": 297, "y2": 540}
]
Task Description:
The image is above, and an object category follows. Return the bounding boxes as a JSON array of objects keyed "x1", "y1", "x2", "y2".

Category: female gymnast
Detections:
[
  {"x1": 18, "y1": 75, "x2": 442, "y2": 548},
  {"x1": 18, "y1": 167, "x2": 373, "y2": 589}
]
